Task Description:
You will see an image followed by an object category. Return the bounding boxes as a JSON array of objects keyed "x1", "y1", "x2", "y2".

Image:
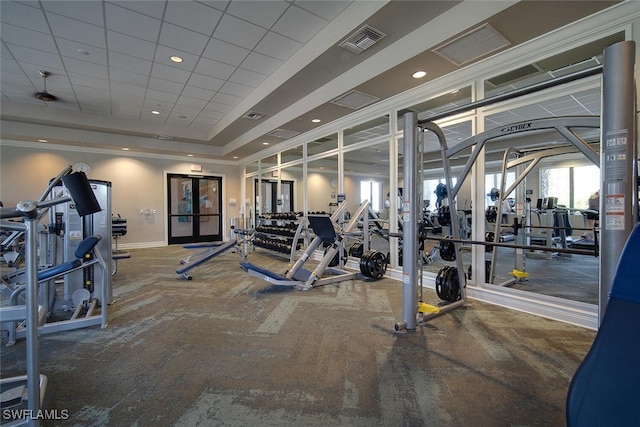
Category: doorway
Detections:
[
  {"x1": 255, "y1": 179, "x2": 294, "y2": 216},
  {"x1": 168, "y1": 174, "x2": 222, "y2": 245}
]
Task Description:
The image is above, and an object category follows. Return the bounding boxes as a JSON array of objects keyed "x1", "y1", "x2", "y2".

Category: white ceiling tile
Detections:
[
  {"x1": 187, "y1": 73, "x2": 224, "y2": 91},
  {"x1": 105, "y1": 3, "x2": 161, "y2": 42},
  {"x1": 47, "y1": 13, "x2": 106, "y2": 49},
  {"x1": 147, "y1": 77, "x2": 184, "y2": 94},
  {"x1": 42, "y1": 1, "x2": 104, "y2": 27},
  {"x1": 226, "y1": 0, "x2": 289, "y2": 29},
  {"x1": 240, "y1": 51, "x2": 282, "y2": 75},
  {"x1": 0, "y1": 70, "x2": 32, "y2": 87},
  {"x1": 194, "y1": 57, "x2": 235, "y2": 80},
  {"x1": 198, "y1": 109, "x2": 225, "y2": 120},
  {"x1": 145, "y1": 89, "x2": 179, "y2": 104},
  {"x1": 150, "y1": 62, "x2": 191, "y2": 84},
  {"x1": 272, "y1": 5, "x2": 328, "y2": 43},
  {"x1": 202, "y1": 39, "x2": 249, "y2": 67},
  {"x1": 0, "y1": 24, "x2": 57, "y2": 53},
  {"x1": 109, "y1": 51, "x2": 153, "y2": 75},
  {"x1": 292, "y1": 0, "x2": 351, "y2": 21},
  {"x1": 19, "y1": 63, "x2": 66, "y2": 87},
  {"x1": 229, "y1": 68, "x2": 266, "y2": 87},
  {"x1": 79, "y1": 100, "x2": 113, "y2": 114},
  {"x1": 158, "y1": 22, "x2": 209, "y2": 55},
  {"x1": 68, "y1": 73, "x2": 110, "y2": 91},
  {"x1": 197, "y1": 1, "x2": 230, "y2": 13},
  {"x1": 1, "y1": 59, "x2": 26, "y2": 75},
  {"x1": 205, "y1": 101, "x2": 233, "y2": 114},
  {"x1": 0, "y1": 1, "x2": 48, "y2": 30},
  {"x1": 108, "y1": 0, "x2": 166, "y2": 20},
  {"x1": 154, "y1": 45, "x2": 198, "y2": 72},
  {"x1": 62, "y1": 57, "x2": 108, "y2": 79},
  {"x1": 176, "y1": 95, "x2": 208, "y2": 109},
  {"x1": 109, "y1": 68, "x2": 149, "y2": 87},
  {"x1": 111, "y1": 82, "x2": 147, "y2": 97},
  {"x1": 107, "y1": 31, "x2": 156, "y2": 61},
  {"x1": 7, "y1": 44, "x2": 65, "y2": 71},
  {"x1": 74, "y1": 85, "x2": 108, "y2": 99},
  {"x1": 164, "y1": 1, "x2": 222, "y2": 35},
  {"x1": 211, "y1": 92, "x2": 241, "y2": 106},
  {"x1": 170, "y1": 104, "x2": 202, "y2": 116},
  {"x1": 57, "y1": 39, "x2": 107, "y2": 66},
  {"x1": 213, "y1": 14, "x2": 267, "y2": 50},
  {"x1": 254, "y1": 32, "x2": 302, "y2": 61},
  {"x1": 181, "y1": 85, "x2": 216, "y2": 100},
  {"x1": 164, "y1": 117, "x2": 190, "y2": 126},
  {"x1": 219, "y1": 81, "x2": 253, "y2": 97}
]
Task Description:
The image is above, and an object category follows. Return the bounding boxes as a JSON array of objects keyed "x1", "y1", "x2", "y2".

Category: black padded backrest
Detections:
[
  {"x1": 307, "y1": 215, "x2": 337, "y2": 243},
  {"x1": 74, "y1": 235, "x2": 102, "y2": 259}
]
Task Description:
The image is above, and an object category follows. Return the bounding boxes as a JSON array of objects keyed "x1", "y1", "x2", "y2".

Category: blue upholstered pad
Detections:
[
  {"x1": 176, "y1": 240, "x2": 236, "y2": 274},
  {"x1": 74, "y1": 235, "x2": 101, "y2": 259},
  {"x1": 566, "y1": 223, "x2": 640, "y2": 426},
  {"x1": 38, "y1": 259, "x2": 82, "y2": 281},
  {"x1": 239, "y1": 261, "x2": 292, "y2": 281}
]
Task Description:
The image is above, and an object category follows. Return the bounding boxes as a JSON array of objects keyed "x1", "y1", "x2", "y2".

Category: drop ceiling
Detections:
[{"x1": 0, "y1": 0, "x2": 625, "y2": 163}]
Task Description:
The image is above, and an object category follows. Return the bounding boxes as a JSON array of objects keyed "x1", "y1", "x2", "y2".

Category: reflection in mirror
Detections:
[
  {"x1": 416, "y1": 120, "x2": 473, "y2": 277},
  {"x1": 281, "y1": 144, "x2": 303, "y2": 164},
  {"x1": 402, "y1": 86, "x2": 472, "y2": 131},
  {"x1": 244, "y1": 175, "x2": 256, "y2": 229},
  {"x1": 246, "y1": 161, "x2": 259, "y2": 175},
  {"x1": 261, "y1": 154, "x2": 278, "y2": 169},
  {"x1": 306, "y1": 155, "x2": 337, "y2": 214},
  {"x1": 308, "y1": 134, "x2": 338, "y2": 156},
  {"x1": 344, "y1": 116, "x2": 389, "y2": 148},
  {"x1": 343, "y1": 140, "x2": 391, "y2": 264},
  {"x1": 280, "y1": 162, "x2": 303, "y2": 214},
  {"x1": 478, "y1": 88, "x2": 601, "y2": 305}
]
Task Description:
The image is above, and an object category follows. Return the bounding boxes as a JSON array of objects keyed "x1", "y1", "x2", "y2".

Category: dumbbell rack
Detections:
[{"x1": 254, "y1": 212, "x2": 309, "y2": 263}]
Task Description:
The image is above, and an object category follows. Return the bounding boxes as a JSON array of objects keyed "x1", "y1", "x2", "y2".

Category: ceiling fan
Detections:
[{"x1": 35, "y1": 70, "x2": 57, "y2": 102}]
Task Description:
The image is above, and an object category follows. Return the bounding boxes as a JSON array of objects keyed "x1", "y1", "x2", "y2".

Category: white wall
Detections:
[{"x1": 0, "y1": 143, "x2": 242, "y2": 248}]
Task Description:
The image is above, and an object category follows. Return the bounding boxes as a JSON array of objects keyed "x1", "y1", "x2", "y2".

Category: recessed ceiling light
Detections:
[
  {"x1": 122, "y1": 147, "x2": 130, "y2": 151},
  {"x1": 178, "y1": 115, "x2": 188, "y2": 119},
  {"x1": 38, "y1": 139, "x2": 48, "y2": 143},
  {"x1": 311, "y1": 118, "x2": 321, "y2": 123},
  {"x1": 262, "y1": 142, "x2": 269, "y2": 145},
  {"x1": 151, "y1": 110, "x2": 160, "y2": 115},
  {"x1": 233, "y1": 156, "x2": 239, "y2": 159},
  {"x1": 187, "y1": 154, "x2": 194, "y2": 157},
  {"x1": 170, "y1": 55, "x2": 183, "y2": 63},
  {"x1": 77, "y1": 49, "x2": 90, "y2": 56},
  {"x1": 412, "y1": 70, "x2": 427, "y2": 79}
]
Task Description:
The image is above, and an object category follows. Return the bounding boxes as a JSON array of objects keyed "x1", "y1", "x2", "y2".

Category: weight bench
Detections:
[
  {"x1": 566, "y1": 223, "x2": 640, "y2": 425},
  {"x1": 239, "y1": 260, "x2": 311, "y2": 287},
  {"x1": 176, "y1": 240, "x2": 237, "y2": 280}
]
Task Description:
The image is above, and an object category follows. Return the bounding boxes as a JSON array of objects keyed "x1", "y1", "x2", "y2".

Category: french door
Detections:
[{"x1": 168, "y1": 174, "x2": 222, "y2": 245}]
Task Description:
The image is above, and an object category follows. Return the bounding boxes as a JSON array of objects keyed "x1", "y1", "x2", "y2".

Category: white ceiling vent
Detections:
[
  {"x1": 330, "y1": 90, "x2": 380, "y2": 110},
  {"x1": 242, "y1": 110, "x2": 265, "y2": 120},
  {"x1": 432, "y1": 23, "x2": 510, "y2": 66},
  {"x1": 267, "y1": 128, "x2": 300, "y2": 139},
  {"x1": 339, "y1": 25, "x2": 386, "y2": 54}
]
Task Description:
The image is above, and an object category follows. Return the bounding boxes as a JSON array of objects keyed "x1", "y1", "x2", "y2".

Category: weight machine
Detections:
[
  {"x1": 241, "y1": 200, "x2": 387, "y2": 290},
  {"x1": 0, "y1": 167, "x2": 102, "y2": 425},
  {"x1": 395, "y1": 40, "x2": 637, "y2": 331}
]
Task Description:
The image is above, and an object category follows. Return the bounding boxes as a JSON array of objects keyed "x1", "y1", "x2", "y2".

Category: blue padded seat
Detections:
[
  {"x1": 566, "y1": 223, "x2": 640, "y2": 426},
  {"x1": 37, "y1": 235, "x2": 101, "y2": 281}
]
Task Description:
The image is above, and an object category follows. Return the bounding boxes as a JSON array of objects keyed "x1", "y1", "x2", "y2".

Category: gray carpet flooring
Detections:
[{"x1": 1, "y1": 245, "x2": 596, "y2": 426}]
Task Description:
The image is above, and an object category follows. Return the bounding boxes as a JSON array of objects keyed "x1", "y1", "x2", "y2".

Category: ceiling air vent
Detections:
[
  {"x1": 153, "y1": 134, "x2": 173, "y2": 140},
  {"x1": 242, "y1": 110, "x2": 265, "y2": 120},
  {"x1": 331, "y1": 90, "x2": 380, "y2": 110},
  {"x1": 432, "y1": 23, "x2": 510, "y2": 66},
  {"x1": 267, "y1": 128, "x2": 300, "y2": 139},
  {"x1": 339, "y1": 25, "x2": 386, "y2": 54}
]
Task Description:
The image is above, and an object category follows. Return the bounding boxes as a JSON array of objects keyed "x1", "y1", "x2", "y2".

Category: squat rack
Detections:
[{"x1": 396, "y1": 40, "x2": 637, "y2": 331}]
